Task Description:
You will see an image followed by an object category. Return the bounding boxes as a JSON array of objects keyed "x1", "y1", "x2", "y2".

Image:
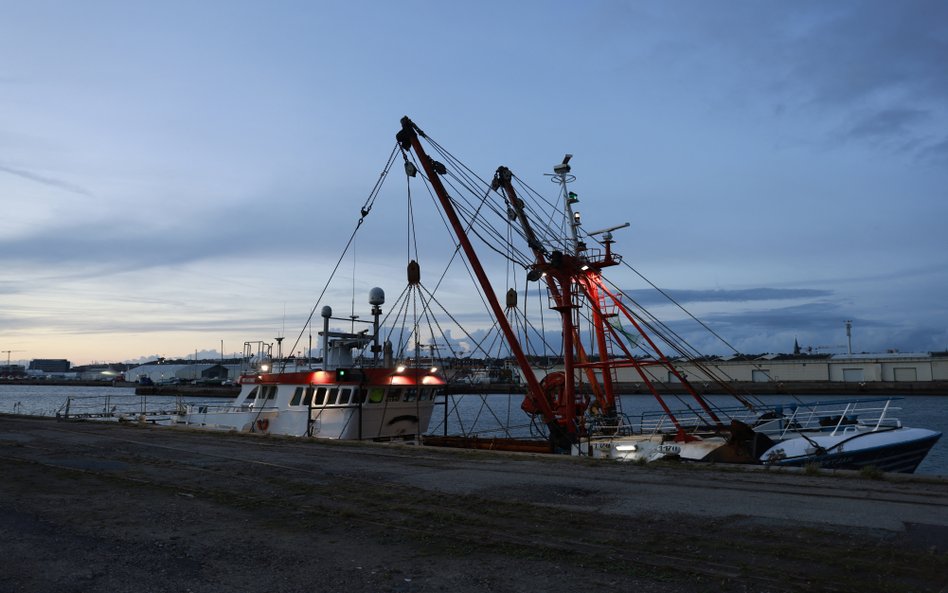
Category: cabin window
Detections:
[
  {"x1": 265, "y1": 386, "x2": 277, "y2": 400},
  {"x1": 314, "y1": 387, "x2": 327, "y2": 406},
  {"x1": 246, "y1": 386, "x2": 259, "y2": 401},
  {"x1": 356, "y1": 388, "x2": 368, "y2": 404},
  {"x1": 339, "y1": 388, "x2": 351, "y2": 405},
  {"x1": 404, "y1": 388, "x2": 417, "y2": 402},
  {"x1": 327, "y1": 388, "x2": 339, "y2": 405},
  {"x1": 290, "y1": 387, "x2": 304, "y2": 406},
  {"x1": 418, "y1": 389, "x2": 430, "y2": 401},
  {"x1": 368, "y1": 388, "x2": 384, "y2": 404},
  {"x1": 303, "y1": 386, "x2": 315, "y2": 406},
  {"x1": 387, "y1": 388, "x2": 401, "y2": 402}
]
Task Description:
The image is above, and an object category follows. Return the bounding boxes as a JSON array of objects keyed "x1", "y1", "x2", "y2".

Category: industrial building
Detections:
[{"x1": 633, "y1": 352, "x2": 948, "y2": 384}]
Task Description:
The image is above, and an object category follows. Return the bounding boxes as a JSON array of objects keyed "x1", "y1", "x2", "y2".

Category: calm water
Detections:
[{"x1": 2, "y1": 385, "x2": 945, "y2": 475}]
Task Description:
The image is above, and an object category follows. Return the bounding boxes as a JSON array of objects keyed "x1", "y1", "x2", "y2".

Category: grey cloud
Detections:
[
  {"x1": 815, "y1": 5, "x2": 945, "y2": 102},
  {"x1": 778, "y1": 2, "x2": 948, "y2": 155},
  {"x1": 0, "y1": 163, "x2": 95, "y2": 197},
  {"x1": 839, "y1": 108, "x2": 931, "y2": 142},
  {"x1": 918, "y1": 136, "x2": 948, "y2": 163},
  {"x1": 0, "y1": 185, "x2": 366, "y2": 273},
  {"x1": 622, "y1": 288, "x2": 832, "y2": 307},
  {"x1": 620, "y1": 2, "x2": 948, "y2": 157},
  {"x1": 702, "y1": 302, "x2": 848, "y2": 332}
]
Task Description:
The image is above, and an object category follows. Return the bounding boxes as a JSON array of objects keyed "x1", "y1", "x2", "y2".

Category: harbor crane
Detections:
[{"x1": 2, "y1": 349, "x2": 26, "y2": 368}]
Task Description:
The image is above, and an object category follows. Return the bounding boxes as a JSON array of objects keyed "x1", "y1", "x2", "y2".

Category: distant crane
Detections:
[{"x1": 2, "y1": 350, "x2": 26, "y2": 368}]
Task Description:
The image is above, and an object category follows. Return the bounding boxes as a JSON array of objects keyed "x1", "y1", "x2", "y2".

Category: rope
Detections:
[{"x1": 281, "y1": 145, "x2": 399, "y2": 371}]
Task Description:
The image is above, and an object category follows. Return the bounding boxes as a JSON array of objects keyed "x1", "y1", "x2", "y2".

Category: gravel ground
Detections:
[{"x1": 1, "y1": 415, "x2": 946, "y2": 593}]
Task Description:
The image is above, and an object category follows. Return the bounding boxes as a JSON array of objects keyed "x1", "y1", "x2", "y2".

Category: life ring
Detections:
[{"x1": 256, "y1": 418, "x2": 270, "y2": 432}]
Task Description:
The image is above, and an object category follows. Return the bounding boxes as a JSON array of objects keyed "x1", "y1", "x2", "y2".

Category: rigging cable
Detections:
[{"x1": 282, "y1": 145, "x2": 400, "y2": 372}]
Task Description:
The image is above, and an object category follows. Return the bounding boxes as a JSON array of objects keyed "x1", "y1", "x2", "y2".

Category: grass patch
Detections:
[{"x1": 859, "y1": 465, "x2": 885, "y2": 480}]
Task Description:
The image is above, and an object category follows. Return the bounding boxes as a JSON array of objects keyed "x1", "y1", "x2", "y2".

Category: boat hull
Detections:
[
  {"x1": 760, "y1": 428, "x2": 942, "y2": 473},
  {"x1": 177, "y1": 401, "x2": 436, "y2": 440},
  {"x1": 173, "y1": 367, "x2": 443, "y2": 440}
]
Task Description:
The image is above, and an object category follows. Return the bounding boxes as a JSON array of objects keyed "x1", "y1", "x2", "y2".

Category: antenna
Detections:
[
  {"x1": 586, "y1": 222, "x2": 630, "y2": 237},
  {"x1": 549, "y1": 154, "x2": 580, "y2": 254}
]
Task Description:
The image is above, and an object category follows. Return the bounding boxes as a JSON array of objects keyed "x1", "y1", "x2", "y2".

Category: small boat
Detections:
[
  {"x1": 754, "y1": 400, "x2": 941, "y2": 473},
  {"x1": 587, "y1": 398, "x2": 941, "y2": 473},
  {"x1": 172, "y1": 294, "x2": 445, "y2": 440}
]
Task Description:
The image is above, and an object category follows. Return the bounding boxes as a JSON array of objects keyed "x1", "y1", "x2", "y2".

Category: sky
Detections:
[{"x1": 2, "y1": 0, "x2": 947, "y2": 366}]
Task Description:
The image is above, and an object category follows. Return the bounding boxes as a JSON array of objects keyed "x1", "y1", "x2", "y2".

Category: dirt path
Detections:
[{"x1": 1, "y1": 415, "x2": 946, "y2": 592}]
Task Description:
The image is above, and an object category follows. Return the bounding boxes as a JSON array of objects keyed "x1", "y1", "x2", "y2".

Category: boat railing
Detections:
[
  {"x1": 56, "y1": 394, "x2": 179, "y2": 421},
  {"x1": 587, "y1": 413, "x2": 638, "y2": 437},
  {"x1": 185, "y1": 402, "x2": 282, "y2": 415},
  {"x1": 634, "y1": 397, "x2": 903, "y2": 438}
]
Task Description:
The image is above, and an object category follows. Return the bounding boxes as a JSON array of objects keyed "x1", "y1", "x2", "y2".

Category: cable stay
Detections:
[{"x1": 392, "y1": 115, "x2": 784, "y2": 451}]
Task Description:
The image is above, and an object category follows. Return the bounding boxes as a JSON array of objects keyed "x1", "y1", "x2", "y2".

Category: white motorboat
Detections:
[{"x1": 583, "y1": 398, "x2": 941, "y2": 473}]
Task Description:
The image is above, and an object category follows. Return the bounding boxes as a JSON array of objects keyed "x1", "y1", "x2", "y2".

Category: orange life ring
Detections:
[{"x1": 256, "y1": 418, "x2": 270, "y2": 431}]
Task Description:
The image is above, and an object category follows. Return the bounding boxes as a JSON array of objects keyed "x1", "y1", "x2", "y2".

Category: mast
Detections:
[
  {"x1": 494, "y1": 166, "x2": 580, "y2": 426},
  {"x1": 496, "y1": 165, "x2": 626, "y2": 422},
  {"x1": 398, "y1": 116, "x2": 722, "y2": 447},
  {"x1": 553, "y1": 155, "x2": 581, "y2": 255},
  {"x1": 396, "y1": 117, "x2": 574, "y2": 449}
]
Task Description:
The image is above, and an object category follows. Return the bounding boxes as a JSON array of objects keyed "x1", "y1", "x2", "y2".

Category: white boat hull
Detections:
[
  {"x1": 760, "y1": 427, "x2": 941, "y2": 473},
  {"x1": 172, "y1": 367, "x2": 443, "y2": 440},
  {"x1": 177, "y1": 400, "x2": 436, "y2": 440}
]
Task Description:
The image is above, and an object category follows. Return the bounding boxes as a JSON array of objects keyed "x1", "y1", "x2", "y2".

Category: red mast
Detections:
[
  {"x1": 397, "y1": 117, "x2": 575, "y2": 449},
  {"x1": 398, "y1": 116, "x2": 724, "y2": 449}
]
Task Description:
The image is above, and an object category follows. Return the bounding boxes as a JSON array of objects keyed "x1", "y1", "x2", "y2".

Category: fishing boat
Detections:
[
  {"x1": 171, "y1": 292, "x2": 445, "y2": 439},
  {"x1": 75, "y1": 116, "x2": 940, "y2": 470},
  {"x1": 389, "y1": 116, "x2": 941, "y2": 472}
]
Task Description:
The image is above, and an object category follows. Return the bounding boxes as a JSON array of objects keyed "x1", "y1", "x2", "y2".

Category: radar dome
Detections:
[{"x1": 369, "y1": 287, "x2": 385, "y2": 305}]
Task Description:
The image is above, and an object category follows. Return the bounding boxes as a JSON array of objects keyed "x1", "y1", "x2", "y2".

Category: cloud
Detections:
[
  {"x1": 0, "y1": 163, "x2": 95, "y2": 197},
  {"x1": 838, "y1": 108, "x2": 931, "y2": 142},
  {"x1": 623, "y1": 287, "x2": 832, "y2": 307},
  {"x1": 702, "y1": 302, "x2": 846, "y2": 332},
  {"x1": 918, "y1": 135, "x2": 948, "y2": 163},
  {"x1": 612, "y1": 2, "x2": 948, "y2": 159},
  {"x1": 777, "y1": 3, "x2": 948, "y2": 157},
  {"x1": 0, "y1": 183, "x2": 367, "y2": 272}
]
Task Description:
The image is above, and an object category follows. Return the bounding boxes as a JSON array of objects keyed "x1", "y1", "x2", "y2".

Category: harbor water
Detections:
[{"x1": 1, "y1": 384, "x2": 945, "y2": 475}]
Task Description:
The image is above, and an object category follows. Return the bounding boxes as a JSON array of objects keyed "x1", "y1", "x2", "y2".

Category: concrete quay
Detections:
[{"x1": 1, "y1": 414, "x2": 946, "y2": 592}]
